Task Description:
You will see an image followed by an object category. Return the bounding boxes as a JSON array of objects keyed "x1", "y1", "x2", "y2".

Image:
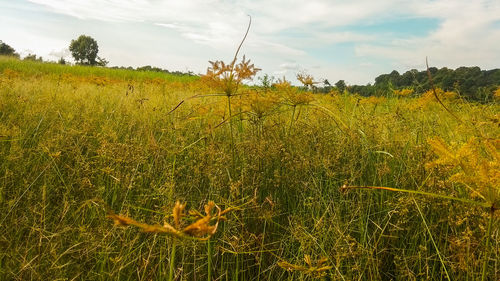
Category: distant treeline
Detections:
[
  {"x1": 109, "y1": 65, "x2": 197, "y2": 77},
  {"x1": 1, "y1": 39, "x2": 196, "y2": 77},
  {"x1": 346, "y1": 67, "x2": 500, "y2": 102},
  {"x1": 2, "y1": 39, "x2": 498, "y2": 101}
]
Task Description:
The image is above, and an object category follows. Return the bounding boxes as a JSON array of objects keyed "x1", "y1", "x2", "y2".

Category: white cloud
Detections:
[
  {"x1": 355, "y1": 0, "x2": 500, "y2": 72},
  {"x1": 154, "y1": 23, "x2": 182, "y2": 30},
  {"x1": 26, "y1": 0, "x2": 407, "y2": 48},
  {"x1": 17, "y1": 0, "x2": 500, "y2": 83},
  {"x1": 279, "y1": 62, "x2": 300, "y2": 70},
  {"x1": 48, "y1": 48, "x2": 70, "y2": 59}
]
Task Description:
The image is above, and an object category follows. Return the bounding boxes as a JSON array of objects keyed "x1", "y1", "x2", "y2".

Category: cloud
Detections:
[
  {"x1": 21, "y1": 0, "x2": 500, "y2": 83},
  {"x1": 355, "y1": 0, "x2": 500, "y2": 71},
  {"x1": 154, "y1": 23, "x2": 182, "y2": 30},
  {"x1": 279, "y1": 62, "x2": 300, "y2": 70},
  {"x1": 49, "y1": 48, "x2": 71, "y2": 59},
  {"x1": 26, "y1": 0, "x2": 407, "y2": 48},
  {"x1": 20, "y1": 49, "x2": 34, "y2": 57}
]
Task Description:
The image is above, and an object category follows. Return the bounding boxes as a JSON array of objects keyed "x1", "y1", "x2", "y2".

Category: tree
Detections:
[
  {"x1": 97, "y1": 56, "x2": 108, "y2": 67},
  {"x1": 258, "y1": 74, "x2": 275, "y2": 92},
  {"x1": 69, "y1": 35, "x2": 100, "y2": 65},
  {"x1": 24, "y1": 53, "x2": 43, "y2": 62},
  {"x1": 0, "y1": 41, "x2": 19, "y2": 58},
  {"x1": 335, "y1": 80, "x2": 346, "y2": 93}
]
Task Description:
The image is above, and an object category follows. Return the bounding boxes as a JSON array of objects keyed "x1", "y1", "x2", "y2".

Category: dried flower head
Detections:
[
  {"x1": 278, "y1": 255, "x2": 332, "y2": 278},
  {"x1": 107, "y1": 201, "x2": 233, "y2": 240},
  {"x1": 296, "y1": 73, "x2": 317, "y2": 89},
  {"x1": 204, "y1": 55, "x2": 260, "y2": 96}
]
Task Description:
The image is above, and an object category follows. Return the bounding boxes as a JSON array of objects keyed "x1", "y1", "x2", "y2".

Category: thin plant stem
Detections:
[
  {"x1": 231, "y1": 15, "x2": 251, "y2": 71},
  {"x1": 257, "y1": 221, "x2": 266, "y2": 281},
  {"x1": 481, "y1": 210, "x2": 494, "y2": 281},
  {"x1": 227, "y1": 95, "x2": 236, "y2": 167},
  {"x1": 234, "y1": 253, "x2": 239, "y2": 281},
  {"x1": 412, "y1": 197, "x2": 451, "y2": 281},
  {"x1": 425, "y1": 57, "x2": 462, "y2": 123},
  {"x1": 169, "y1": 240, "x2": 176, "y2": 281},
  {"x1": 342, "y1": 185, "x2": 491, "y2": 209},
  {"x1": 208, "y1": 238, "x2": 213, "y2": 281},
  {"x1": 288, "y1": 105, "x2": 296, "y2": 135}
]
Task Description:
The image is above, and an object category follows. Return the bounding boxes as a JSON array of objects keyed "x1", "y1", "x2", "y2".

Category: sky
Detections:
[{"x1": 1, "y1": 0, "x2": 499, "y2": 85}]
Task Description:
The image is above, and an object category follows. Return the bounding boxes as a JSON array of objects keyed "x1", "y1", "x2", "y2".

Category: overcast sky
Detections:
[{"x1": 1, "y1": 0, "x2": 499, "y2": 84}]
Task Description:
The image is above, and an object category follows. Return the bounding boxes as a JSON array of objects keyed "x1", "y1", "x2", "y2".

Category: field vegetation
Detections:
[{"x1": 0, "y1": 55, "x2": 499, "y2": 280}]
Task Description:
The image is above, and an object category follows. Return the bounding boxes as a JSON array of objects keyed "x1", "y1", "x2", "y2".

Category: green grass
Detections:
[
  {"x1": 0, "y1": 56, "x2": 199, "y2": 83},
  {"x1": 0, "y1": 57, "x2": 498, "y2": 280}
]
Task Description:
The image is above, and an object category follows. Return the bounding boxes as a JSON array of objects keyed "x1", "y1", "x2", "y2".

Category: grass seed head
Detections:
[
  {"x1": 107, "y1": 201, "x2": 232, "y2": 240},
  {"x1": 277, "y1": 255, "x2": 332, "y2": 278}
]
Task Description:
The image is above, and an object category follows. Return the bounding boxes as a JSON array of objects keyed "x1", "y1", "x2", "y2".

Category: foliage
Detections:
[
  {"x1": 97, "y1": 56, "x2": 108, "y2": 67},
  {"x1": 348, "y1": 66, "x2": 500, "y2": 102},
  {"x1": 426, "y1": 137, "x2": 499, "y2": 209},
  {"x1": 0, "y1": 55, "x2": 197, "y2": 82},
  {"x1": 69, "y1": 35, "x2": 101, "y2": 65},
  {"x1": 131, "y1": 65, "x2": 196, "y2": 76},
  {"x1": 23, "y1": 53, "x2": 43, "y2": 62},
  {"x1": 392, "y1": 88, "x2": 413, "y2": 97},
  {"x1": 495, "y1": 86, "x2": 500, "y2": 101},
  {"x1": 0, "y1": 40, "x2": 19, "y2": 58},
  {"x1": 274, "y1": 77, "x2": 314, "y2": 106},
  {"x1": 258, "y1": 73, "x2": 275, "y2": 93},
  {"x1": 335, "y1": 79, "x2": 346, "y2": 93}
]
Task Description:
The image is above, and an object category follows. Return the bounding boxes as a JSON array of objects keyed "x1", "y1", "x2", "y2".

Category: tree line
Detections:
[
  {"x1": 347, "y1": 67, "x2": 500, "y2": 102},
  {"x1": 0, "y1": 36, "x2": 194, "y2": 76},
  {"x1": 1, "y1": 37, "x2": 498, "y2": 101}
]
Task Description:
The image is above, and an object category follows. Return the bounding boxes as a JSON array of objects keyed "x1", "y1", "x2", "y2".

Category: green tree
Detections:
[
  {"x1": 69, "y1": 35, "x2": 100, "y2": 65},
  {"x1": 97, "y1": 56, "x2": 109, "y2": 67},
  {"x1": 23, "y1": 53, "x2": 43, "y2": 62},
  {"x1": 258, "y1": 74, "x2": 275, "y2": 92},
  {"x1": 335, "y1": 80, "x2": 346, "y2": 93},
  {"x1": 0, "y1": 41, "x2": 19, "y2": 58}
]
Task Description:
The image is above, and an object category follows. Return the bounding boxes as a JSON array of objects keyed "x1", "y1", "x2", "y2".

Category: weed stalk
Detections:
[
  {"x1": 207, "y1": 238, "x2": 213, "y2": 281},
  {"x1": 480, "y1": 209, "x2": 494, "y2": 281},
  {"x1": 169, "y1": 240, "x2": 176, "y2": 281}
]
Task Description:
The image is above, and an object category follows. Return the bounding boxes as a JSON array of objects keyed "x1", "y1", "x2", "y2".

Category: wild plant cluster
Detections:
[{"x1": 0, "y1": 55, "x2": 499, "y2": 280}]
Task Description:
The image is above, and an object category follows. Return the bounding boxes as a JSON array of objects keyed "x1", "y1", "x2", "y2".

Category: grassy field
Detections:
[{"x1": 0, "y1": 56, "x2": 498, "y2": 280}]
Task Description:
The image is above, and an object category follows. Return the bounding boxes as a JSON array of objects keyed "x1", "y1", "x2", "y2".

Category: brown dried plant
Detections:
[
  {"x1": 277, "y1": 255, "x2": 332, "y2": 278},
  {"x1": 203, "y1": 16, "x2": 260, "y2": 98},
  {"x1": 296, "y1": 72, "x2": 319, "y2": 91},
  {"x1": 168, "y1": 16, "x2": 260, "y2": 119},
  {"x1": 107, "y1": 201, "x2": 233, "y2": 240},
  {"x1": 204, "y1": 55, "x2": 261, "y2": 97}
]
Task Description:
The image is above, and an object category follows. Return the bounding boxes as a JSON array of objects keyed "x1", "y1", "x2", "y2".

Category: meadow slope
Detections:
[{"x1": 0, "y1": 57, "x2": 499, "y2": 280}]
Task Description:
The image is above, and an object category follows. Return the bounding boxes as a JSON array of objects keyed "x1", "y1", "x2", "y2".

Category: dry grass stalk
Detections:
[
  {"x1": 277, "y1": 255, "x2": 332, "y2": 278},
  {"x1": 107, "y1": 201, "x2": 233, "y2": 240}
]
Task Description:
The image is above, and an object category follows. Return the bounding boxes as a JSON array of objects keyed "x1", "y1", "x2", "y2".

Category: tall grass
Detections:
[
  {"x1": 0, "y1": 55, "x2": 198, "y2": 83},
  {"x1": 0, "y1": 57, "x2": 498, "y2": 280}
]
